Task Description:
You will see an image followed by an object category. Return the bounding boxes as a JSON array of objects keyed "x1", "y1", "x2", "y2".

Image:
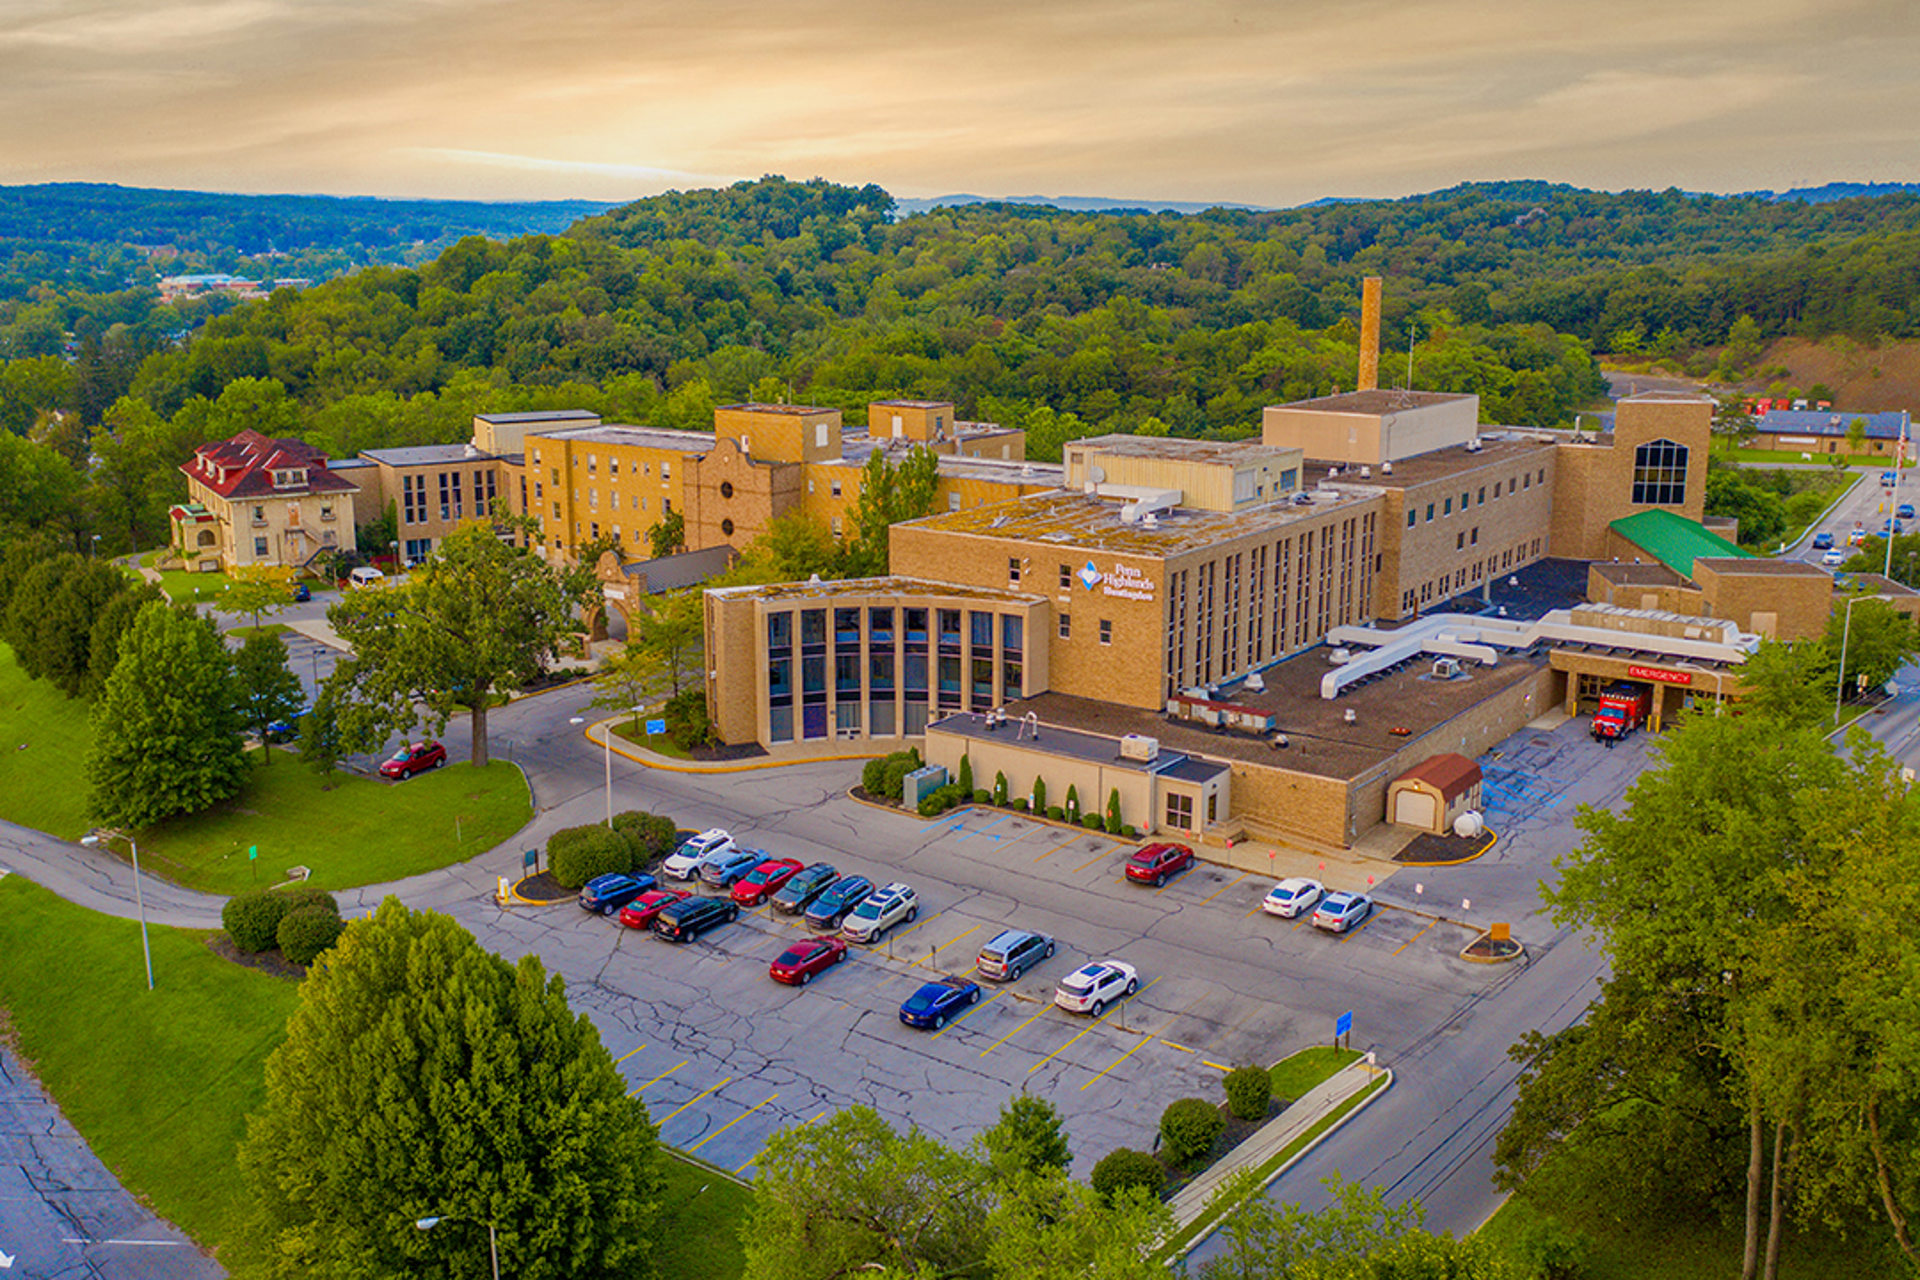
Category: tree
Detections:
[
  {"x1": 326, "y1": 522, "x2": 590, "y2": 767},
  {"x1": 845, "y1": 445, "x2": 940, "y2": 576},
  {"x1": 976, "y1": 1095, "x2": 1071, "y2": 1180},
  {"x1": 88, "y1": 600, "x2": 248, "y2": 828},
  {"x1": 84, "y1": 581, "x2": 164, "y2": 698},
  {"x1": 219, "y1": 564, "x2": 295, "y2": 633},
  {"x1": 1734, "y1": 637, "x2": 1830, "y2": 729},
  {"x1": 299, "y1": 679, "x2": 348, "y2": 787},
  {"x1": 740, "y1": 1106, "x2": 991, "y2": 1280},
  {"x1": 1196, "y1": 1172, "x2": 1428, "y2": 1280},
  {"x1": 1847, "y1": 417, "x2": 1869, "y2": 455},
  {"x1": 629, "y1": 589, "x2": 704, "y2": 697},
  {"x1": 236, "y1": 898, "x2": 661, "y2": 1280},
  {"x1": 588, "y1": 643, "x2": 658, "y2": 735},
  {"x1": 646, "y1": 507, "x2": 684, "y2": 559},
  {"x1": 1827, "y1": 595, "x2": 1918, "y2": 693},
  {"x1": 232, "y1": 630, "x2": 305, "y2": 762},
  {"x1": 983, "y1": 1174, "x2": 1169, "y2": 1280},
  {"x1": 9, "y1": 555, "x2": 129, "y2": 697}
]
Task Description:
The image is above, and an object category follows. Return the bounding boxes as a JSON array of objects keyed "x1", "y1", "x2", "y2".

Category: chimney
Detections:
[{"x1": 1357, "y1": 276, "x2": 1382, "y2": 392}]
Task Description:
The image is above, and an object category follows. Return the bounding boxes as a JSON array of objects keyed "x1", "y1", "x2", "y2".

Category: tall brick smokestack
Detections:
[{"x1": 1357, "y1": 276, "x2": 1382, "y2": 392}]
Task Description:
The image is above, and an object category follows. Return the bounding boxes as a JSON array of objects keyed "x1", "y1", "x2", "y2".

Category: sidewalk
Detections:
[
  {"x1": 1168, "y1": 1059, "x2": 1393, "y2": 1235},
  {"x1": 585, "y1": 716, "x2": 886, "y2": 774}
]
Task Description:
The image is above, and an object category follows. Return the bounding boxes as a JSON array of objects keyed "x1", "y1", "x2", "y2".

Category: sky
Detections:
[{"x1": 1, "y1": 0, "x2": 1914, "y2": 207}]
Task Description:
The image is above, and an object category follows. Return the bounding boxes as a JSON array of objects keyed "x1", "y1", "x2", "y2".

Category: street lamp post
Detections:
[
  {"x1": 570, "y1": 707, "x2": 639, "y2": 827},
  {"x1": 79, "y1": 830, "x2": 154, "y2": 990},
  {"x1": 1834, "y1": 593, "x2": 1890, "y2": 726},
  {"x1": 415, "y1": 1215, "x2": 499, "y2": 1280}
]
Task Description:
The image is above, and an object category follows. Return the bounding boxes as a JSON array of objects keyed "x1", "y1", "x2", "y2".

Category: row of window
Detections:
[
  {"x1": 533, "y1": 451, "x2": 673, "y2": 482},
  {"x1": 399, "y1": 470, "x2": 497, "y2": 526},
  {"x1": 1406, "y1": 467, "x2": 1548, "y2": 528},
  {"x1": 247, "y1": 502, "x2": 337, "y2": 523},
  {"x1": 1400, "y1": 538, "x2": 1544, "y2": 613},
  {"x1": 766, "y1": 607, "x2": 1025, "y2": 652}
]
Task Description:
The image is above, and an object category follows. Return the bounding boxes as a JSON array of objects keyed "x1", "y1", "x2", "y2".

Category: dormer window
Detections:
[{"x1": 272, "y1": 468, "x2": 307, "y2": 489}]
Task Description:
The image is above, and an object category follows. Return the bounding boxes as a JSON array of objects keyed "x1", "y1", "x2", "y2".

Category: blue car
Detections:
[
  {"x1": 804, "y1": 875, "x2": 876, "y2": 930},
  {"x1": 265, "y1": 706, "x2": 311, "y2": 743},
  {"x1": 579, "y1": 872, "x2": 657, "y2": 915},
  {"x1": 899, "y1": 976, "x2": 982, "y2": 1030},
  {"x1": 1811, "y1": 532, "x2": 1834, "y2": 550},
  {"x1": 1900, "y1": 504, "x2": 1915, "y2": 521}
]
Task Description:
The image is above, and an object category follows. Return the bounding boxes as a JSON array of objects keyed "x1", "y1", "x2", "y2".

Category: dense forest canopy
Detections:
[{"x1": 5, "y1": 175, "x2": 1920, "y2": 554}]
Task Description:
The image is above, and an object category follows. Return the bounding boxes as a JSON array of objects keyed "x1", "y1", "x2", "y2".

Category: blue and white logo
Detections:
[{"x1": 1078, "y1": 561, "x2": 1103, "y2": 590}]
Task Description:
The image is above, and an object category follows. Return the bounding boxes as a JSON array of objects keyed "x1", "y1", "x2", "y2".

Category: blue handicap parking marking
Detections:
[{"x1": 952, "y1": 814, "x2": 1011, "y2": 844}]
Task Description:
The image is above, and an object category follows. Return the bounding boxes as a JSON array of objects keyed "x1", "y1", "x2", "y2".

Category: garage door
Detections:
[{"x1": 1393, "y1": 789, "x2": 1437, "y2": 830}]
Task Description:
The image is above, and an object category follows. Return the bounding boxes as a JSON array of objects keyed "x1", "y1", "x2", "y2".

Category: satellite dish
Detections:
[{"x1": 1089, "y1": 464, "x2": 1107, "y2": 484}]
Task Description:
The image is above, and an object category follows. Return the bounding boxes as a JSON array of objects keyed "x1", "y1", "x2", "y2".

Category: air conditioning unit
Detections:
[
  {"x1": 1328, "y1": 647, "x2": 1353, "y2": 666},
  {"x1": 1243, "y1": 672, "x2": 1266, "y2": 693},
  {"x1": 1119, "y1": 734, "x2": 1160, "y2": 762},
  {"x1": 1431, "y1": 657, "x2": 1462, "y2": 679}
]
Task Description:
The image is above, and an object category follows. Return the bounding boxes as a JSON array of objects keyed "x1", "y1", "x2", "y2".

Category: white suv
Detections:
[
  {"x1": 1054, "y1": 960, "x2": 1138, "y2": 1016},
  {"x1": 840, "y1": 882, "x2": 919, "y2": 943},
  {"x1": 661, "y1": 829, "x2": 736, "y2": 881}
]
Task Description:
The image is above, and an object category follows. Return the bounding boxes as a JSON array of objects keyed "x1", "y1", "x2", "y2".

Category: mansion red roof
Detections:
[{"x1": 183, "y1": 429, "x2": 357, "y2": 499}]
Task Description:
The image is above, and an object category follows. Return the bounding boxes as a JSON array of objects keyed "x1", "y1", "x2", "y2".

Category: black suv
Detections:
[
  {"x1": 803, "y1": 875, "x2": 876, "y2": 930},
  {"x1": 770, "y1": 862, "x2": 839, "y2": 915},
  {"x1": 652, "y1": 896, "x2": 739, "y2": 943},
  {"x1": 976, "y1": 929, "x2": 1055, "y2": 981}
]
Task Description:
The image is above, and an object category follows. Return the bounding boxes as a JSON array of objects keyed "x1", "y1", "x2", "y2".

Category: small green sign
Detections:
[{"x1": 248, "y1": 845, "x2": 258, "y2": 861}]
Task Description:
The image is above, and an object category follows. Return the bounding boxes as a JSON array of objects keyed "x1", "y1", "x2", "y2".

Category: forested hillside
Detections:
[{"x1": 6, "y1": 175, "x2": 1920, "y2": 558}]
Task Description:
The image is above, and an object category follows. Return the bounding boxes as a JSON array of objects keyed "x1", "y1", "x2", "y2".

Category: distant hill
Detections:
[
  {"x1": 895, "y1": 192, "x2": 1270, "y2": 216},
  {"x1": 1765, "y1": 181, "x2": 1920, "y2": 203}
]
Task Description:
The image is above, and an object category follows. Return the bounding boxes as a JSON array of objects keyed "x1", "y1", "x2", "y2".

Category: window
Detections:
[
  {"x1": 1008, "y1": 557, "x2": 1022, "y2": 586},
  {"x1": 937, "y1": 609, "x2": 961, "y2": 646},
  {"x1": 590, "y1": 521, "x2": 600, "y2": 540},
  {"x1": 970, "y1": 611, "x2": 993, "y2": 648},
  {"x1": 830, "y1": 517, "x2": 842, "y2": 537},
  {"x1": 830, "y1": 478, "x2": 842, "y2": 498},
  {"x1": 1632, "y1": 438, "x2": 1690, "y2": 505},
  {"x1": 1058, "y1": 563, "x2": 1071, "y2": 589},
  {"x1": 320, "y1": 502, "x2": 335, "y2": 521},
  {"x1": 587, "y1": 454, "x2": 597, "y2": 475},
  {"x1": 1406, "y1": 509, "x2": 1416, "y2": 528},
  {"x1": 534, "y1": 480, "x2": 543, "y2": 500},
  {"x1": 721, "y1": 518, "x2": 735, "y2": 536},
  {"x1": 1058, "y1": 613, "x2": 1071, "y2": 639},
  {"x1": 253, "y1": 536, "x2": 268, "y2": 557},
  {"x1": 609, "y1": 457, "x2": 619, "y2": 477},
  {"x1": 1539, "y1": 468, "x2": 1546, "y2": 484},
  {"x1": 1425, "y1": 503, "x2": 1434, "y2": 522},
  {"x1": 550, "y1": 468, "x2": 559, "y2": 485},
  {"x1": 1166, "y1": 793, "x2": 1193, "y2": 829},
  {"x1": 252, "y1": 505, "x2": 266, "y2": 524},
  {"x1": 1099, "y1": 619, "x2": 1113, "y2": 645},
  {"x1": 405, "y1": 537, "x2": 431, "y2": 561},
  {"x1": 869, "y1": 607, "x2": 893, "y2": 642},
  {"x1": 1001, "y1": 615, "x2": 1022, "y2": 652},
  {"x1": 1522, "y1": 472, "x2": 1530, "y2": 490},
  {"x1": 1461, "y1": 492, "x2": 1469, "y2": 511},
  {"x1": 835, "y1": 608, "x2": 860, "y2": 644},
  {"x1": 1477, "y1": 486, "x2": 1485, "y2": 505},
  {"x1": 1493, "y1": 480, "x2": 1501, "y2": 498},
  {"x1": 1471, "y1": 526, "x2": 1479, "y2": 545},
  {"x1": 1457, "y1": 531, "x2": 1465, "y2": 550},
  {"x1": 1444, "y1": 497, "x2": 1452, "y2": 516},
  {"x1": 767, "y1": 612, "x2": 792, "y2": 650},
  {"x1": 661, "y1": 462, "x2": 670, "y2": 481},
  {"x1": 948, "y1": 493, "x2": 962, "y2": 511},
  {"x1": 720, "y1": 480, "x2": 733, "y2": 499}
]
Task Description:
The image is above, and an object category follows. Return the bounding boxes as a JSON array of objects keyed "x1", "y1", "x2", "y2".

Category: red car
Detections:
[
  {"x1": 769, "y1": 936, "x2": 848, "y2": 985},
  {"x1": 379, "y1": 740, "x2": 446, "y2": 779},
  {"x1": 732, "y1": 857, "x2": 806, "y2": 906},
  {"x1": 617, "y1": 888, "x2": 690, "y2": 930},
  {"x1": 1124, "y1": 842, "x2": 1194, "y2": 887}
]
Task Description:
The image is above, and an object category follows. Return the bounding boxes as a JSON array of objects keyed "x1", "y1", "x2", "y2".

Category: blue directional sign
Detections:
[
  {"x1": 646, "y1": 718, "x2": 667, "y2": 736},
  {"x1": 1335, "y1": 1011, "x2": 1354, "y2": 1039},
  {"x1": 522, "y1": 849, "x2": 539, "y2": 870}
]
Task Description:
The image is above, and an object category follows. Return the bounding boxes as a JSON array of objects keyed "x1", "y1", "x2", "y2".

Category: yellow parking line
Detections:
[
  {"x1": 931, "y1": 988, "x2": 1003, "y2": 1038},
  {"x1": 1081, "y1": 1029, "x2": 1161, "y2": 1090},
  {"x1": 1336, "y1": 917, "x2": 1377, "y2": 943},
  {"x1": 1391, "y1": 923, "x2": 1434, "y2": 957},
  {"x1": 890, "y1": 911, "x2": 939, "y2": 942},
  {"x1": 1197, "y1": 874, "x2": 1247, "y2": 906},
  {"x1": 1033, "y1": 837, "x2": 1080, "y2": 863},
  {"x1": 688, "y1": 1093, "x2": 779, "y2": 1153},
  {"x1": 660, "y1": 1076, "x2": 734, "y2": 1125},
  {"x1": 912, "y1": 924, "x2": 983, "y2": 969},
  {"x1": 1201, "y1": 1059, "x2": 1232, "y2": 1072},
  {"x1": 613, "y1": 1044, "x2": 647, "y2": 1067},
  {"x1": 631, "y1": 1060, "x2": 687, "y2": 1095},
  {"x1": 1028, "y1": 977, "x2": 1159, "y2": 1075},
  {"x1": 1072, "y1": 847, "x2": 1115, "y2": 873},
  {"x1": 979, "y1": 1005, "x2": 1051, "y2": 1057},
  {"x1": 1160, "y1": 1039, "x2": 1196, "y2": 1054}
]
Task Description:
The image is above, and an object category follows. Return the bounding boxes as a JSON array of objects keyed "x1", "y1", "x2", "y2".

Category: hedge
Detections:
[
  {"x1": 277, "y1": 904, "x2": 345, "y2": 965},
  {"x1": 1159, "y1": 1097, "x2": 1226, "y2": 1165},
  {"x1": 611, "y1": 810, "x2": 677, "y2": 864},
  {"x1": 222, "y1": 889, "x2": 291, "y2": 954},
  {"x1": 550, "y1": 825, "x2": 635, "y2": 888},
  {"x1": 1224, "y1": 1064, "x2": 1273, "y2": 1121},
  {"x1": 1090, "y1": 1148, "x2": 1165, "y2": 1204}
]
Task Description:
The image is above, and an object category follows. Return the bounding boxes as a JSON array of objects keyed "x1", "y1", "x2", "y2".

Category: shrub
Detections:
[
  {"x1": 1159, "y1": 1097, "x2": 1226, "y2": 1165},
  {"x1": 957, "y1": 752, "x2": 974, "y2": 795},
  {"x1": 1031, "y1": 777, "x2": 1046, "y2": 812},
  {"x1": 277, "y1": 904, "x2": 345, "y2": 966},
  {"x1": 550, "y1": 826, "x2": 634, "y2": 888},
  {"x1": 974, "y1": 788, "x2": 991, "y2": 804},
  {"x1": 1106, "y1": 788, "x2": 1122, "y2": 833},
  {"x1": 1014, "y1": 798, "x2": 1029, "y2": 813},
  {"x1": 663, "y1": 686, "x2": 714, "y2": 750},
  {"x1": 222, "y1": 889, "x2": 291, "y2": 954},
  {"x1": 881, "y1": 754, "x2": 918, "y2": 801},
  {"x1": 280, "y1": 885, "x2": 339, "y2": 918},
  {"x1": 612, "y1": 811, "x2": 678, "y2": 865},
  {"x1": 1046, "y1": 805, "x2": 1064, "y2": 821},
  {"x1": 993, "y1": 770, "x2": 1008, "y2": 804},
  {"x1": 1508, "y1": 1216, "x2": 1593, "y2": 1280},
  {"x1": 1090, "y1": 1148, "x2": 1165, "y2": 1204},
  {"x1": 1223, "y1": 1065, "x2": 1273, "y2": 1121},
  {"x1": 1121, "y1": 824, "x2": 1138, "y2": 839},
  {"x1": 862, "y1": 757, "x2": 888, "y2": 794},
  {"x1": 546, "y1": 823, "x2": 600, "y2": 863},
  {"x1": 1082, "y1": 813, "x2": 1104, "y2": 829},
  {"x1": 918, "y1": 783, "x2": 965, "y2": 818},
  {"x1": 1064, "y1": 784, "x2": 1080, "y2": 820}
]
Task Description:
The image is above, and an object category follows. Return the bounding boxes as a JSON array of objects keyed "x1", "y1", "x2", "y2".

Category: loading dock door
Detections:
[{"x1": 1393, "y1": 790, "x2": 1437, "y2": 830}]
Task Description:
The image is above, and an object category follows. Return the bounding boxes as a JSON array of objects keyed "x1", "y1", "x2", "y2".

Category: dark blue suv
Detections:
[
  {"x1": 579, "y1": 872, "x2": 657, "y2": 915},
  {"x1": 804, "y1": 875, "x2": 875, "y2": 930}
]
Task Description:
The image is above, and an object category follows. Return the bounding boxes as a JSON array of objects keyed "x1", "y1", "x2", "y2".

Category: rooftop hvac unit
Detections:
[
  {"x1": 1466, "y1": 438, "x2": 1482, "y2": 452},
  {"x1": 1431, "y1": 657, "x2": 1462, "y2": 679},
  {"x1": 1328, "y1": 647, "x2": 1353, "y2": 666},
  {"x1": 1360, "y1": 465, "x2": 1372, "y2": 478},
  {"x1": 1342, "y1": 708, "x2": 1357, "y2": 724},
  {"x1": 1120, "y1": 734, "x2": 1160, "y2": 762},
  {"x1": 1243, "y1": 672, "x2": 1266, "y2": 692},
  {"x1": 1381, "y1": 462, "x2": 1393, "y2": 475}
]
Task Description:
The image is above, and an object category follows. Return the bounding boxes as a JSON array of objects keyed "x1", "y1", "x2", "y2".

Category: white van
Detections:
[{"x1": 348, "y1": 565, "x2": 386, "y2": 589}]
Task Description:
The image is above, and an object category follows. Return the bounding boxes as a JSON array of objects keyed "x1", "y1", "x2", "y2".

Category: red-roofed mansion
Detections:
[{"x1": 170, "y1": 430, "x2": 360, "y2": 573}]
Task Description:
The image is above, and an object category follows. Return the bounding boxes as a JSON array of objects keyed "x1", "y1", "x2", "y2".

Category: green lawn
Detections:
[
  {"x1": 223, "y1": 623, "x2": 293, "y2": 641},
  {"x1": 656, "y1": 1154, "x2": 750, "y2": 1280},
  {"x1": 1722, "y1": 445, "x2": 1907, "y2": 468},
  {"x1": 138, "y1": 549, "x2": 232, "y2": 604},
  {"x1": 611, "y1": 717, "x2": 694, "y2": 760},
  {"x1": 0, "y1": 642, "x2": 96, "y2": 839},
  {"x1": 1269, "y1": 1045, "x2": 1361, "y2": 1101},
  {"x1": 0, "y1": 874, "x2": 299, "y2": 1257},
  {"x1": 138, "y1": 754, "x2": 534, "y2": 895}
]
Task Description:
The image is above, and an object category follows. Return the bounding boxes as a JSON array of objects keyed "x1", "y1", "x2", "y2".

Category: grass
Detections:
[
  {"x1": 655, "y1": 1153, "x2": 750, "y2": 1280},
  {"x1": 1269, "y1": 1045, "x2": 1362, "y2": 1101},
  {"x1": 1160, "y1": 1072, "x2": 1389, "y2": 1260},
  {"x1": 224, "y1": 623, "x2": 293, "y2": 640},
  {"x1": 1721, "y1": 445, "x2": 1905, "y2": 468},
  {"x1": 1477, "y1": 1134, "x2": 1895, "y2": 1279},
  {"x1": 611, "y1": 717, "x2": 695, "y2": 760},
  {"x1": 137, "y1": 753, "x2": 534, "y2": 895},
  {"x1": 0, "y1": 874, "x2": 300, "y2": 1256},
  {"x1": 0, "y1": 642, "x2": 96, "y2": 839}
]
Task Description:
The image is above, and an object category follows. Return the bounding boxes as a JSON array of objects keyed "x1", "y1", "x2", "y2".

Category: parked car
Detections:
[
  {"x1": 769, "y1": 936, "x2": 848, "y2": 985},
  {"x1": 1811, "y1": 531, "x2": 1835, "y2": 550},
  {"x1": 804, "y1": 875, "x2": 876, "y2": 930},
  {"x1": 291, "y1": 582, "x2": 311, "y2": 602},
  {"x1": 579, "y1": 872, "x2": 657, "y2": 916},
  {"x1": 379, "y1": 740, "x2": 446, "y2": 779},
  {"x1": 1823, "y1": 548, "x2": 1847, "y2": 566},
  {"x1": 840, "y1": 883, "x2": 918, "y2": 943},
  {"x1": 1124, "y1": 842, "x2": 1194, "y2": 887},
  {"x1": 1261, "y1": 877, "x2": 1325, "y2": 919},
  {"x1": 976, "y1": 928, "x2": 1055, "y2": 981},
  {"x1": 264, "y1": 706, "x2": 310, "y2": 743},
  {"x1": 1900, "y1": 503, "x2": 1914, "y2": 520},
  {"x1": 1311, "y1": 891, "x2": 1374, "y2": 934},
  {"x1": 770, "y1": 862, "x2": 839, "y2": 915},
  {"x1": 617, "y1": 888, "x2": 689, "y2": 930},
  {"x1": 661, "y1": 829, "x2": 736, "y2": 881},
  {"x1": 732, "y1": 857, "x2": 805, "y2": 907},
  {"x1": 899, "y1": 975, "x2": 982, "y2": 1029},
  {"x1": 700, "y1": 846, "x2": 764, "y2": 888},
  {"x1": 1053, "y1": 960, "x2": 1138, "y2": 1016},
  {"x1": 651, "y1": 896, "x2": 739, "y2": 942}
]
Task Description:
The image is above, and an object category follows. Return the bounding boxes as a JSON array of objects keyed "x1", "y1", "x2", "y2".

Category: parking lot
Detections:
[{"x1": 464, "y1": 775, "x2": 1522, "y2": 1179}]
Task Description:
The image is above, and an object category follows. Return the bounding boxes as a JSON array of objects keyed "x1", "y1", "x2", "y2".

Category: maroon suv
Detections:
[
  {"x1": 1124, "y1": 842, "x2": 1194, "y2": 887},
  {"x1": 379, "y1": 740, "x2": 446, "y2": 779}
]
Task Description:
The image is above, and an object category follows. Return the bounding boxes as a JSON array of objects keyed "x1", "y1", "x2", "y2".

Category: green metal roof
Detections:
[{"x1": 1609, "y1": 509, "x2": 1752, "y2": 578}]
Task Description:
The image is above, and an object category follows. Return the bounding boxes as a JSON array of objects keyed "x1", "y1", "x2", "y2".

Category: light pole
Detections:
[
  {"x1": 89, "y1": 534, "x2": 100, "y2": 559},
  {"x1": 79, "y1": 830, "x2": 154, "y2": 990},
  {"x1": 415, "y1": 1215, "x2": 499, "y2": 1280},
  {"x1": 571, "y1": 707, "x2": 638, "y2": 827},
  {"x1": 1672, "y1": 661, "x2": 1726, "y2": 714},
  {"x1": 1835, "y1": 592, "x2": 1890, "y2": 726}
]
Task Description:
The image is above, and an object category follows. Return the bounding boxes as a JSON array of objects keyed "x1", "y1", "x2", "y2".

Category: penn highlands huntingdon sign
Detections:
[{"x1": 1078, "y1": 560, "x2": 1158, "y2": 602}]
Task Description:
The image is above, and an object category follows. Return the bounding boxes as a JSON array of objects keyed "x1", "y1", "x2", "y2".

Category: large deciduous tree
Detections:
[
  {"x1": 326, "y1": 522, "x2": 589, "y2": 767},
  {"x1": 232, "y1": 629, "x2": 305, "y2": 762},
  {"x1": 218, "y1": 564, "x2": 295, "y2": 633},
  {"x1": 237, "y1": 898, "x2": 661, "y2": 1280},
  {"x1": 87, "y1": 600, "x2": 247, "y2": 828},
  {"x1": 845, "y1": 444, "x2": 940, "y2": 576}
]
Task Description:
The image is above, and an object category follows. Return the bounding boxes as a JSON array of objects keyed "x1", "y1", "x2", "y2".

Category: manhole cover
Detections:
[{"x1": 1530, "y1": 737, "x2": 1552, "y2": 747}]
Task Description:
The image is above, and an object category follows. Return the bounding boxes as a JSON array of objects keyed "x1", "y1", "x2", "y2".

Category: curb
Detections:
[
  {"x1": 1460, "y1": 933, "x2": 1526, "y2": 964},
  {"x1": 584, "y1": 717, "x2": 884, "y2": 774},
  {"x1": 507, "y1": 875, "x2": 571, "y2": 906},
  {"x1": 1393, "y1": 827, "x2": 1498, "y2": 867}
]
